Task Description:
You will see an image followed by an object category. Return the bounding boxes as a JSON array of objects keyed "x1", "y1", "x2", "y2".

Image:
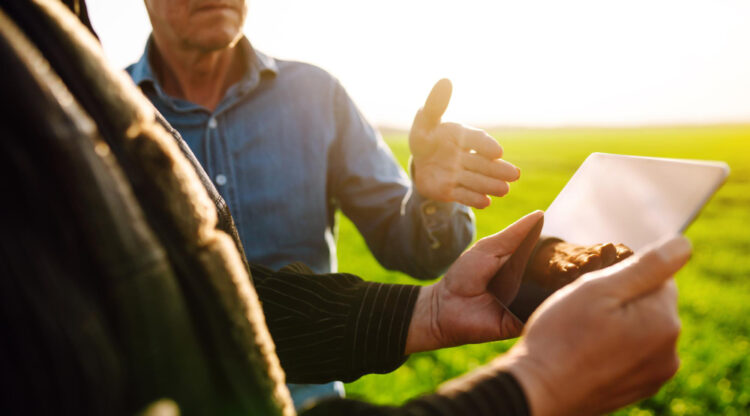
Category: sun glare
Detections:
[{"x1": 89, "y1": 0, "x2": 750, "y2": 128}]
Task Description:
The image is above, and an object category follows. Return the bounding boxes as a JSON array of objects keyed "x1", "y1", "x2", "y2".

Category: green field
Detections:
[{"x1": 338, "y1": 125, "x2": 750, "y2": 415}]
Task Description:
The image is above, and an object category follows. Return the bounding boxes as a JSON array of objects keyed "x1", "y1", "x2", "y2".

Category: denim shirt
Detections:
[{"x1": 126, "y1": 37, "x2": 474, "y2": 279}]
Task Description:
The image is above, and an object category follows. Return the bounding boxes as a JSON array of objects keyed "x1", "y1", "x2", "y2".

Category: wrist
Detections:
[
  {"x1": 496, "y1": 345, "x2": 561, "y2": 416},
  {"x1": 404, "y1": 284, "x2": 440, "y2": 354}
]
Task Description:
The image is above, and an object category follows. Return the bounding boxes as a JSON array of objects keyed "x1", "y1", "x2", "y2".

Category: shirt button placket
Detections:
[{"x1": 207, "y1": 116, "x2": 227, "y2": 187}]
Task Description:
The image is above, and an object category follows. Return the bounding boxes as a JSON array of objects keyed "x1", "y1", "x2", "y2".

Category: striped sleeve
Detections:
[
  {"x1": 300, "y1": 371, "x2": 530, "y2": 416},
  {"x1": 250, "y1": 262, "x2": 421, "y2": 383}
]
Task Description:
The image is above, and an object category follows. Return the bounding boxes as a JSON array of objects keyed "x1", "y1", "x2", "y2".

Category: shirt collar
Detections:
[
  {"x1": 129, "y1": 37, "x2": 157, "y2": 87},
  {"x1": 250, "y1": 43, "x2": 278, "y2": 76},
  {"x1": 129, "y1": 35, "x2": 278, "y2": 91}
]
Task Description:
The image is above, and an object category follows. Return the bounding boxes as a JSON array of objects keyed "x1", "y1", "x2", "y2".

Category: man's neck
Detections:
[{"x1": 150, "y1": 36, "x2": 247, "y2": 112}]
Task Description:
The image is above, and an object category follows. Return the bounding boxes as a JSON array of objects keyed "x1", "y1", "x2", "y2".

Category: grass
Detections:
[{"x1": 337, "y1": 124, "x2": 750, "y2": 415}]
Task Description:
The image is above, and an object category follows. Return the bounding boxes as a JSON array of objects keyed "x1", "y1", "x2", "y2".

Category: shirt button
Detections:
[
  {"x1": 208, "y1": 117, "x2": 218, "y2": 129},
  {"x1": 215, "y1": 174, "x2": 227, "y2": 186},
  {"x1": 424, "y1": 205, "x2": 437, "y2": 215}
]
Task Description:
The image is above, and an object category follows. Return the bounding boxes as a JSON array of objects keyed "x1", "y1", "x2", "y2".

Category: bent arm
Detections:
[
  {"x1": 250, "y1": 262, "x2": 420, "y2": 383},
  {"x1": 252, "y1": 260, "x2": 532, "y2": 415},
  {"x1": 328, "y1": 82, "x2": 474, "y2": 280}
]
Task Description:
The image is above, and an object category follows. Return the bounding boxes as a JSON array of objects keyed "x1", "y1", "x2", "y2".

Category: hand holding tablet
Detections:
[{"x1": 502, "y1": 153, "x2": 729, "y2": 322}]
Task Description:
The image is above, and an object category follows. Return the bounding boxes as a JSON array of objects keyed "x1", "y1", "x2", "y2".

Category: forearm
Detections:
[
  {"x1": 300, "y1": 370, "x2": 529, "y2": 416},
  {"x1": 342, "y1": 189, "x2": 473, "y2": 281},
  {"x1": 328, "y1": 79, "x2": 474, "y2": 280},
  {"x1": 250, "y1": 262, "x2": 420, "y2": 383},
  {"x1": 391, "y1": 185, "x2": 475, "y2": 279},
  {"x1": 380, "y1": 159, "x2": 475, "y2": 279}
]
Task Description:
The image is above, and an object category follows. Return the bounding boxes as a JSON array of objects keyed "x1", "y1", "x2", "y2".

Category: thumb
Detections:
[
  {"x1": 417, "y1": 78, "x2": 452, "y2": 129},
  {"x1": 479, "y1": 210, "x2": 545, "y2": 256},
  {"x1": 593, "y1": 235, "x2": 692, "y2": 303},
  {"x1": 484, "y1": 211, "x2": 544, "y2": 305}
]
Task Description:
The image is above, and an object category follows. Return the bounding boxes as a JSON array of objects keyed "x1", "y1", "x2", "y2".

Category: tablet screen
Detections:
[
  {"x1": 506, "y1": 153, "x2": 729, "y2": 322},
  {"x1": 542, "y1": 153, "x2": 729, "y2": 251}
]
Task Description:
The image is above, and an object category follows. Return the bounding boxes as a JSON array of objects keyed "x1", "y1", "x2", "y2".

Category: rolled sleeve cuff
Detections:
[{"x1": 405, "y1": 157, "x2": 473, "y2": 250}]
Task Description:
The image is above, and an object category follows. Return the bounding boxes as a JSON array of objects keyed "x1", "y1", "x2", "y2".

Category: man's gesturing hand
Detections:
[
  {"x1": 501, "y1": 236, "x2": 692, "y2": 416},
  {"x1": 405, "y1": 211, "x2": 544, "y2": 354},
  {"x1": 409, "y1": 79, "x2": 520, "y2": 209}
]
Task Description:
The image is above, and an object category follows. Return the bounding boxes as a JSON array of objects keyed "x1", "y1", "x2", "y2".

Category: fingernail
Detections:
[
  {"x1": 516, "y1": 167, "x2": 521, "y2": 180},
  {"x1": 657, "y1": 236, "x2": 692, "y2": 263}
]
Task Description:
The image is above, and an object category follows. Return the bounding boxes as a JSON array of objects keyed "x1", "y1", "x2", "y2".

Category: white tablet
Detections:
[
  {"x1": 542, "y1": 153, "x2": 729, "y2": 251},
  {"x1": 506, "y1": 153, "x2": 729, "y2": 322}
]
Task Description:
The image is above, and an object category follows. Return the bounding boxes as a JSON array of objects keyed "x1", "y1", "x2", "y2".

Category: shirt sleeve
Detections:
[
  {"x1": 251, "y1": 262, "x2": 531, "y2": 416},
  {"x1": 327, "y1": 80, "x2": 474, "y2": 280},
  {"x1": 250, "y1": 262, "x2": 421, "y2": 384},
  {"x1": 299, "y1": 371, "x2": 530, "y2": 416}
]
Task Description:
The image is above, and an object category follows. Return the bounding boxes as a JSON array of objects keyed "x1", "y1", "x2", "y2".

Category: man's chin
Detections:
[{"x1": 185, "y1": 32, "x2": 242, "y2": 52}]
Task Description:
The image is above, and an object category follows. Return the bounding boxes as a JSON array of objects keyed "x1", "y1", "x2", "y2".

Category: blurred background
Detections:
[
  {"x1": 88, "y1": 1, "x2": 749, "y2": 414},
  {"x1": 90, "y1": 0, "x2": 750, "y2": 128}
]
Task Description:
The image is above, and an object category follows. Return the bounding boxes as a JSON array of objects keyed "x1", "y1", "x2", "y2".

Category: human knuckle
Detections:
[
  {"x1": 646, "y1": 250, "x2": 672, "y2": 275},
  {"x1": 452, "y1": 152, "x2": 464, "y2": 167},
  {"x1": 441, "y1": 182, "x2": 456, "y2": 197},
  {"x1": 494, "y1": 181, "x2": 509, "y2": 196},
  {"x1": 668, "y1": 316, "x2": 682, "y2": 340},
  {"x1": 475, "y1": 190, "x2": 490, "y2": 203},
  {"x1": 454, "y1": 131, "x2": 466, "y2": 147},
  {"x1": 654, "y1": 356, "x2": 680, "y2": 383},
  {"x1": 623, "y1": 256, "x2": 650, "y2": 281},
  {"x1": 494, "y1": 140, "x2": 504, "y2": 158}
]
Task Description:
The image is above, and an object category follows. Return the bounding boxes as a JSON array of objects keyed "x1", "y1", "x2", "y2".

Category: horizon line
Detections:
[{"x1": 376, "y1": 120, "x2": 750, "y2": 134}]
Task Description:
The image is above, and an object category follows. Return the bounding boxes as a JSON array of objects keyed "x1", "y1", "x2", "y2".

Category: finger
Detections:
[
  {"x1": 488, "y1": 214, "x2": 546, "y2": 304},
  {"x1": 457, "y1": 170, "x2": 510, "y2": 197},
  {"x1": 598, "y1": 243, "x2": 617, "y2": 267},
  {"x1": 499, "y1": 305, "x2": 525, "y2": 338},
  {"x1": 595, "y1": 236, "x2": 691, "y2": 303},
  {"x1": 443, "y1": 123, "x2": 503, "y2": 159},
  {"x1": 662, "y1": 279, "x2": 680, "y2": 311},
  {"x1": 578, "y1": 252, "x2": 604, "y2": 275},
  {"x1": 640, "y1": 279, "x2": 680, "y2": 324},
  {"x1": 478, "y1": 211, "x2": 545, "y2": 254},
  {"x1": 576, "y1": 243, "x2": 616, "y2": 273},
  {"x1": 616, "y1": 244, "x2": 634, "y2": 261},
  {"x1": 450, "y1": 187, "x2": 491, "y2": 209},
  {"x1": 421, "y1": 78, "x2": 453, "y2": 127},
  {"x1": 460, "y1": 152, "x2": 520, "y2": 182}
]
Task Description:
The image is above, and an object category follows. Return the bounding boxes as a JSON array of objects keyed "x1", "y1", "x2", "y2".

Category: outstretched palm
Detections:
[{"x1": 409, "y1": 79, "x2": 521, "y2": 209}]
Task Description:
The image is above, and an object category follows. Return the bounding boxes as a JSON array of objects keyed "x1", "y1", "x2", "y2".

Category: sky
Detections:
[{"x1": 86, "y1": 0, "x2": 750, "y2": 128}]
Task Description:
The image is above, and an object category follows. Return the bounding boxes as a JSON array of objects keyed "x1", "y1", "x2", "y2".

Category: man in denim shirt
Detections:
[{"x1": 129, "y1": 0, "x2": 520, "y2": 408}]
